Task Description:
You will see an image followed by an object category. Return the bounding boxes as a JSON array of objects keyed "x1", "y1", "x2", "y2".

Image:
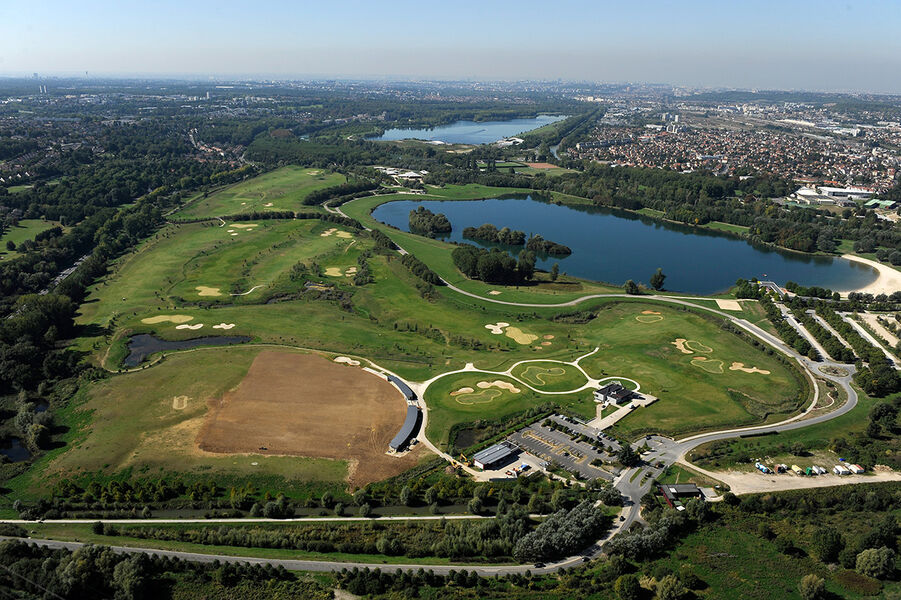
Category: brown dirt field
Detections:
[
  {"x1": 196, "y1": 351, "x2": 421, "y2": 486},
  {"x1": 525, "y1": 162, "x2": 559, "y2": 169}
]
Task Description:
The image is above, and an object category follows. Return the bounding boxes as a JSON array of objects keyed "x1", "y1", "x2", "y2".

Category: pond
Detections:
[
  {"x1": 0, "y1": 438, "x2": 31, "y2": 462},
  {"x1": 370, "y1": 115, "x2": 566, "y2": 145},
  {"x1": 371, "y1": 195, "x2": 878, "y2": 295},
  {"x1": 124, "y1": 334, "x2": 252, "y2": 367}
]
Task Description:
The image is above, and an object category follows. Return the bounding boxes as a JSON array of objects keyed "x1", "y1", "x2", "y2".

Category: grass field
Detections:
[
  {"x1": 0, "y1": 219, "x2": 61, "y2": 260},
  {"x1": 510, "y1": 361, "x2": 587, "y2": 392},
  {"x1": 578, "y1": 302, "x2": 805, "y2": 439},
  {"x1": 23, "y1": 347, "x2": 349, "y2": 496},
  {"x1": 424, "y1": 372, "x2": 592, "y2": 449},
  {"x1": 172, "y1": 166, "x2": 346, "y2": 219}
]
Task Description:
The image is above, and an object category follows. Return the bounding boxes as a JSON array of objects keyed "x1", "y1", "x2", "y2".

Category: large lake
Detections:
[
  {"x1": 371, "y1": 196, "x2": 878, "y2": 295},
  {"x1": 371, "y1": 115, "x2": 565, "y2": 145}
]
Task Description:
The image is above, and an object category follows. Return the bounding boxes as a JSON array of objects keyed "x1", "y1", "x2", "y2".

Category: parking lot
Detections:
[{"x1": 508, "y1": 416, "x2": 621, "y2": 481}]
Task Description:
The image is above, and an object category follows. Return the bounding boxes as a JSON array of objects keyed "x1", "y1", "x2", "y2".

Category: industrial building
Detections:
[
  {"x1": 658, "y1": 483, "x2": 703, "y2": 509},
  {"x1": 387, "y1": 374, "x2": 416, "y2": 402},
  {"x1": 472, "y1": 442, "x2": 518, "y2": 470}
]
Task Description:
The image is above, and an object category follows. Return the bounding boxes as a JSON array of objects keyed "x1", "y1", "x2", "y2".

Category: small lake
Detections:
[
  {"x1": 0, "y1": 438, "x2": 31, "y2": 462},
  {"x1": 371, "y1": 196, "x2": 878, "y2": 295},
  {"x1": 371, "y1": 115, "x2": 565, "y2": 145},
  {"x1": 124, "y1": 334, "x2": 252, "y2": 367}
]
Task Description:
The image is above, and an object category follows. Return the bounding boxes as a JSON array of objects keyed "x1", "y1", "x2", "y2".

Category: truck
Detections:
[
  {"x1": 755, "y1": 462, "x2": 771, "y2": 474},
  {"x1": 776, "y1": 464, "x2": 788, "y2": 473},
  {"x1": 813, "y1": 466, "x2": 827, "y2": 475},
  {"x1": 805, "y1": 467, "x2": 815, "y2": 476},
  {"x1": 791, "y1": 464, "x2": 804, "y2": 475}
]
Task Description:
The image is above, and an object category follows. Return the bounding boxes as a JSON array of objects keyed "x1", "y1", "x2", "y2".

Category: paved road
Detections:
[{"x1": 7, "y1": 199, "x2": 869, "y2": 575}]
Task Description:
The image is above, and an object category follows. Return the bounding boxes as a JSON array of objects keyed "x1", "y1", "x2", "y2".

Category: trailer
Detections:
[
  {"x1": 813, "y1": 466, "x2": 827, "y2": 475},
  {"x1": 791, "y1": 464, "x2": 804, "y2": 475},
  {"x1": 755, "y1": 462, "x2": 771, "y2": 474},
  {"x1": 776, "y1": 464, "x2": 788, "y2": 473},
  {"x1": 833, "y1": 465, "x2": 851, "y2": 475},
  {"x1": 849, "y1": 464, "x2": 865, "y2": 474}
]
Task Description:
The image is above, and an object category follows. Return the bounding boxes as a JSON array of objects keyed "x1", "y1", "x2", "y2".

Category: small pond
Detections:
[{"x1": 124, "y1": 334, "x2": 252, "y2": 367}]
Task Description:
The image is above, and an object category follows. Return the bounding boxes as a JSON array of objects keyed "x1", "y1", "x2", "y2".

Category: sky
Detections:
[{"x1": 1, "y1": 0, "x2": 900, "y2": 93}]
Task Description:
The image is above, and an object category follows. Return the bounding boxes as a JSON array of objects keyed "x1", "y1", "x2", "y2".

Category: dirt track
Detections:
[{"x1": 197, "y1": 351, "x2": 420, "y2": 486}]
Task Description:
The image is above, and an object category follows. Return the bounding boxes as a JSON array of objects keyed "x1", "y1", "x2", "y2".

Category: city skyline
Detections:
[{"x1": 2, "y1": 0, "x2": 900, "y2": 93}]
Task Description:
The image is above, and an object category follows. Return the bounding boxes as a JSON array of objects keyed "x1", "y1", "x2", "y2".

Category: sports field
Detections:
[{"x1": 173, "y1": 166, "x2": 346, "y2": 219}]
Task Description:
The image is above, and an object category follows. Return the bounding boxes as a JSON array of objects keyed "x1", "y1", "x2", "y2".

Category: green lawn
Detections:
[
  {"x1": 172, "y1": 166, "x2": 346, "y2": 219},
  {"x1": 424, "y1": 371, "x2": 592, "y2": 449},
  {"x1": 510, "y1": 361, "x2": 587, "y2": 392},
  {"x1": 0, "y1": 219, "x2": 61, "y2": 260},
  {"x1": 579, "y1": 302, "x2": 805, "y2": 440}
]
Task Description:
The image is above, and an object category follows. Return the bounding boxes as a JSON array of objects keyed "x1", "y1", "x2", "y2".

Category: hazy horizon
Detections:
[{"x1": 2, "y1": 0, "x2": 900, "y2": 94}]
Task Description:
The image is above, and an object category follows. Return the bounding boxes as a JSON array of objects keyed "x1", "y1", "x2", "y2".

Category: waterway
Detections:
[
  {"x1": 371, "y1": 115, "x2": 565, "y2": 145},
  {"x1": 371, "y1": 195, "x2": 878, "y2": 295},
  {"x1": 0, "y1": 438, "x2": 31, "y2": 462},
  {"x1": 124, "y1": 334, "x2": 252, "y2": 367}
]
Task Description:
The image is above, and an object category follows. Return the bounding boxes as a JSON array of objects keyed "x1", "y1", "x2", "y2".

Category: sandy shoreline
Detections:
[{"x1": 838, "y1": 254, "x2": 901, "y2": 296}]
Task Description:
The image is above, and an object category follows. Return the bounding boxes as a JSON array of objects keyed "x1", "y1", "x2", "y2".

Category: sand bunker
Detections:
[
  {"x1": 641, "y1": 310, "x2": 662, "y2": 315},
  {"x1": 231, "y1": 223, "x2": 258, "y2": 229},
  {"x1": 671, "y1": 338, "x2": 693, "y2": 354},
  {"x1": 325, "y1": 267, "x2": 344, "y2": 277},
  {"x1": 477, "y1": 380, "x2": 521, "y2": 393},
  {"x1": 485, "y1": 322, "x2": 510, "y2": 335},
  {"x1": 345, "y1": 266, "x2": 358, "y2": 277},
  {"x1": 230, "y1": 233, "x2": 238, "y2": 236},
  {"x1": 488, "y1": 290, "x2": 502, "y2": 296},
  {"x1": 334, "y1": 356, "x2": 361, "y2": 366},
  {"x1": 543, "y1": 335, "x2": 555, "y2": 340},
  {"x1": 636, "y1": 314, "x2": 664, "y2": 323},
  {"x1": 450, "y1": 387, "x2": 475, "y2": 396},
  {"x1": 691, "y1": 356, "x2": 724, "y2": 374},
  {"x1": 175, "y1": 323, "x2": 204, "y2": 330},
  {"x1": 506, "y1": 327, "x2": 538, "y2": 344},
  {"x1": 541, "y1": 341, "x2": 552, "y2": 346},
  {"x1": 212, "y1": 323, "x2": 235, "y2": 330},
  {"x1": 320, "y1": 228, "x2": 338, "y2": 237},
  {"x1": 336, "y1": 231, "x2": 353, "y2": 239},
  {"x1": 172, "y1": 395, "x2": 188, "y2": 410},
  {"x1": 196, "y1": 286, "x2": 223, "y2": 297},
  {"x1": 716, "y1": 299, "x2": 742, "y2": 311},
  {"x1": 671, "y1": 339, "x2": 713, "y2": 354},
  {"x1": 141, "y1": 315, "x2": 194, "y2": 325},
  {"x1": 264, "y1": 202, "x2": 273, "y2": 207},
  {"x1": 227, "y1": 229, "x2": 235, "y2": 233},
  {"x1": 729, "y1": 362, "x2": 770, "y2": 375}
]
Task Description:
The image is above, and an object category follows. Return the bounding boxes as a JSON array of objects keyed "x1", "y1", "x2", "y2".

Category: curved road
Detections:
[{"x1": 10, "y1": 200, "x2": 867, "y2": 576}]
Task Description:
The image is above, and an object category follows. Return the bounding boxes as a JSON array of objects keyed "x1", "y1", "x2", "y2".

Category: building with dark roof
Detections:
[
  {"x1": 657, "y1": 483, "x2": 703, "y2": 509},
  {"x1": 387, "y1": 374, "x2": 416, "y2": 401},
  {"x1": 593, "y1": 382, "x2": 636, "y2": 406},
  {"x1": 389, "y1": 405, "x2": 420, "y2": 452},
  {"x1": 472, "y1": 442, "x2": 518, "y2": 470}
]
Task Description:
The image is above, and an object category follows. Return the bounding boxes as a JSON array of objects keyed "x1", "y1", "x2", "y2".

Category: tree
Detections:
[
  {"x1": 468, "y1": 497, "x2": 483, "y2": 514},
  {"x1": 684, "y1": 497, "x2": 709, "y2": 523},
  {"x1": 811, "y1": 527, "x2": 843, "y2": 563},
  {"x1": 856, "y1": 546, "x2": 895, "y2": 579},
  {"x1": 798, "y1": 574, "x2": 826, "y2": 600},
  {"x1": 617, "y1": 445, "x2": 641, "y2": 467},
  {"x1": 399, "y1": 485, "x2": 413, "y2": 506},
  {"x1": 614, "y1": 574, "x2": 642, "y2": 600},
  {"x1": 112, "y1": 554, "x2": 150, "y2": 600},
  {"x1": 5, "y1": 240, "x2": 14, "y2": 251},
  {"x1": 550, "y1": 262, "x2": 559, "y2": 281},
  {"x1": 353, "y1": 488, "x2": 367, "y2": 506},
  {"x1": 656, "y1": 573, "x2": 686, "y2": 600},
  {"x1": 358, "y1": 503, "x2": 372, "y2": 517},
  {"x1": 424, "y1": 486, "x2": 438, "y2": 505},
  {"x1": 624, "y1": 279, "x2": 640, "y2": 295},
  {"x1": 650, "y1": 268, "x2": 666, "y2": 291}
]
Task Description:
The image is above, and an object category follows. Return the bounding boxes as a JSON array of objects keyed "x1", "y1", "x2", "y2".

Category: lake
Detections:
[
  {"x1": 371, "y1": 115, "x2": 566, "y2": 145},
  {"x1": 371, "y1": 196, "x2": 878, "y2": 295}
]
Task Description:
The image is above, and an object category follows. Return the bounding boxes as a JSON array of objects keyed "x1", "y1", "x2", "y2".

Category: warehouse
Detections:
[
  {"x1": 387, "y1": 374, "x2": 416, "y2": 401},
  {"x1": 473, "y1": 442, "x2": 518, "y2": 470}
]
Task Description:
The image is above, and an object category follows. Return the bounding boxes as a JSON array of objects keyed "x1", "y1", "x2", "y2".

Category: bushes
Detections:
[
  {"x1": 303, "y1": 181, "x2": 379, "y2": 206},
  {"x1": 512, "y1": 500, "x2": 609, "y2": 562},
  {"x1": 462, "y1": 223, "x2": 525, "y2": 246},
  {"x1": 399, "y1": 254, "x2": 444, "y2": 286},
  {"x1": 451, "y1": 244, "x2": 526, "y2": 285}
]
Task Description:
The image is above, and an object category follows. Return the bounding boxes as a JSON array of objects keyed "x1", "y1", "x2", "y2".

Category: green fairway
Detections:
[
  {"x1": 578, "y1": 302, "x2": 806, "y2": 440},
  {"x1": 510, "y1": 361, "x2": 587, "y2": 392},
  {"x1": 172, "y1": 166, "x2": 346, "y2": 219},
  {"x1": 0, "y1": 219, "x2": 61, "y2": 260},
  {"x1": 424, "y1": 371, "x2": 592, "y2": 449}
]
